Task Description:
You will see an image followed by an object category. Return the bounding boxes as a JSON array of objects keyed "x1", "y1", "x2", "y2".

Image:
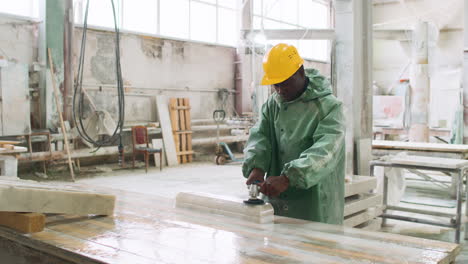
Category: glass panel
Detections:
[
  {"x1": 298, "y1": 39, "x2": 329, "y2": 61},
  {"x1": 160, "y1": 0, "x2": 189, "y2": 39},
  {"x1": 198, "y1": 0, "x2": 216, "y2": 4},
  {"x1": 0, "y1": 0, "x2": 36, "y2": 18},
  {"x1": 122, "y1": 0, "x2": 157, "y2": 34},
  {"x1": 218, "y1": 0, "x2": 238, "y2": 9},
  {"x1": 218, "y1": 8, "x2": 237, "y2": 46},
  {"x1": 190, "y1": 2, "x2": 216, "y2": 42},
  {"x1": 253, "y1": 0, "x2": 261, "y2": 15},
  {"x1": 299, "y1": 1, "x2": 328, "y2": 28},
  {"x1": 86, "y1": 0, "x2": 120, "y2": 28},
  {"x1": 267, "y1": 39, "x2": 298, "y2": 50},
  {"x1": 265, "y1": 0, "x2": 297, "y2": 25}
]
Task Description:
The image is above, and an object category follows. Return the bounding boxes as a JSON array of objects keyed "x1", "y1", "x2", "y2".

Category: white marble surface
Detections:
[
  {"x1": 0, "y1": 179, "x2": 115, "y2": 215},
  {"x1": 176, "y1": 191, "x2": 274, "y2": 224}
]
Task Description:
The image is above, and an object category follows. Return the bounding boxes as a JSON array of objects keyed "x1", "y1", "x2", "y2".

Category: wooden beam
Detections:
[
  {"x1": 0, "y1": 212, "x2": 45, "y2": 233},
  {"x1": 47, "y1": 48, "x2": 75, "y2": 181},
  {"x1": 0, "y1": 180, "x2": 115, "y2": 215},
  {"x1": 244, "y1": 29, "x2": 335, "y2": 40}
]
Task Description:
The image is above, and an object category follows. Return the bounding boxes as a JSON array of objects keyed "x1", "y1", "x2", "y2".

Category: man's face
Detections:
[{"x1": 272, "y1": 69, "x2": 305, "y2": 102}]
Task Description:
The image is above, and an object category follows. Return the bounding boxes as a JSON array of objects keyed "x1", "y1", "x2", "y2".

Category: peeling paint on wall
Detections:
[
  {"x1": 141, "y1": 38, "x2": 163, "y2": 59},
  {"x1": 90, "y1": 34, "x2": 117, "y2": 84},
  {"x1": 91, "y1": 56, "x2": 116, "y2": 84}
]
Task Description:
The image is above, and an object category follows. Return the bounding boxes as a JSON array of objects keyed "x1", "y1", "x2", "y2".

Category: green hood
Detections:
[{"x1": 274, "y1": 68, "x2": 332, "y2": 104}]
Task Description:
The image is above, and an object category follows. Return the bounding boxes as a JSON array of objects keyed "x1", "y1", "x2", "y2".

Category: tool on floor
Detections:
[
  {"x1": 243, "y1": 180, "x2": 265, "y2": 205},
  {"x1": 213, "y1": 110, "x2": 243, "y2": 165}
]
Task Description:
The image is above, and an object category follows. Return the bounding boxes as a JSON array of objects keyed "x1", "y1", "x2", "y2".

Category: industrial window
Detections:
[
  {"x1": 84, "y1": 0, "x2": 121, "y2": 29},
  {"x1": 0, "y1": 0, "x2": 39, "y2": 18},
  {"x1": 73, "y1": 0, "x2": 239, "y2": 47},
  {"x1": 190, "y1": 1, "x2": 217, "y2": 43},
  {"x1": 159, "y1": 0, "x2": 190, "y2": 39},
  {"x1": 253, "y1": 0, "x2": 330, "y2": 62},
  {"x1": 122, "y1": 0, "x2": 158, "y2": 34}
]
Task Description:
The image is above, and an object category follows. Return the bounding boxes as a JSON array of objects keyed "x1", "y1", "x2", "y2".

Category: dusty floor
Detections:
[{"x1": 57, "y1": 162, "x2": 468, "y2": 263}]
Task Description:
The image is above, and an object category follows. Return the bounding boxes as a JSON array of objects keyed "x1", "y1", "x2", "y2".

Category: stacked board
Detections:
[
  {"x1": 344, "y1": 176, "x2": 383, "y2": 230},
  {"x1": 169, "y1": 98, "x2": 193, "y2": 164}
]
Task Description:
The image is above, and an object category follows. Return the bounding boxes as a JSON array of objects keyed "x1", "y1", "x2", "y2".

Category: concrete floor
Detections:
[{"x1": 75, "y1": 161, "x2": 468, "y2": 263}]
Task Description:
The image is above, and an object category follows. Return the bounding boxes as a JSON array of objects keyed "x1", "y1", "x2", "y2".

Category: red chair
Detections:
[{"x1": 131, "y1": 126, "x2": 163, "y2": 173}]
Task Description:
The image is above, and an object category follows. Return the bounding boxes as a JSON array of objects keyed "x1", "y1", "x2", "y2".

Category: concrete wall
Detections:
[
  {"x1": 0, "y1": 12, "x2": 330, "y2": 127},
  {"x1": 74, "y1": 27, "x2": 237, "y2": 122},
  {"x1": 373, "y1": 0, "x2": 463, "y2": 130},
  {"x1": 0, "y1": 15, "x2": 38, "y2": 64}
]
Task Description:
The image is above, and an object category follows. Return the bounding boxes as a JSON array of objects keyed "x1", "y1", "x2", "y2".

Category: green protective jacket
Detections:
[{"x1": 242, "y1": 68, "x2": 346, "y2": 224}]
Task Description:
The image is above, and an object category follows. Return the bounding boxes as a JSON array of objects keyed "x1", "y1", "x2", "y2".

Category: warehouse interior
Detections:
[{"x1": 0, "y1": 0, "x2": 467, "y2": 263}]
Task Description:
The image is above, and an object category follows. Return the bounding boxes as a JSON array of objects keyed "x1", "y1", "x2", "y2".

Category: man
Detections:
[{"x1": 242, "y1": 43, "x2": 346, "y2": 224}]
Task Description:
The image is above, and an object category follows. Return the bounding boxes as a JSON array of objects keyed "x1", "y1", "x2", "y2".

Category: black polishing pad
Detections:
[{"x1": 243, "y1": 198, "x2": 265, "y2": 205}]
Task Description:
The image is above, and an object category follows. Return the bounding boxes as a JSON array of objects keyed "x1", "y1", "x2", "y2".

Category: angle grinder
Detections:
[{"x1": 243, "y1": 181, "x2": 265, "y2": 205}]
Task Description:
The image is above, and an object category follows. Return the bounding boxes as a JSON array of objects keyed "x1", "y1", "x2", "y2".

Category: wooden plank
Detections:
[
  {"x1": 345, "y1": 176, "x2": 377, "y2": 197},
  {"x1": 0, "y1": 212, "x2": 45, "y2": 233},
  {"x1": 178, "y1": 98, "x2": 187, "y2": 163},
  {"x1": 390, "y1": 155, "x2": 468, "y2": 169},
  {"x1": 183, "y1": 98, "x2": 193, "y2": 162},
  {"x1": 344, "y1": 206, "x2": 383, "y2": 227},
  {"x1": 344, "y1": 193, "x2": 383, "y2": 217},
  {"x1": 176, "y1": 151, "x2": 194, "y2": 155},
  {"x1": 373, "y1": 140, "x2": 468, "y2": 153},
  {"x1": 171, "y1": 106, "x2": 191, "y2": 110},
  {"x1": 48, "y1": 48, "x2": 75, "y2": 182},
  {"x1": 169, "y1": 98, "x2": 181, "y2": 164},
  {"x1": 0, "y1": 141, "x2": 21, "y2": 145},
  {"x1": 174, "y1": 131, "x2": 193, "y2": 134},
  {"x1": 156, "y1": 96, "x2": 178, "y2": 166},
  {"x1": 0, "y1": 180, "x2": 115, "y2": 215}
]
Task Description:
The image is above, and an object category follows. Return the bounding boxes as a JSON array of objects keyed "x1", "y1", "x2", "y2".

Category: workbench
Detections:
[
  {"x1": 0, "y1": 185, "x2": 460, "y2": 263},
  {"x1": 370, "y1": 155, "x2": 468, "y2": 243},
  {"x1": 372, "y1": 140, "x2": 468, "y2": 159},
  {"x1": 373, "y1": 140, "x2": 468, "y2": 197}
]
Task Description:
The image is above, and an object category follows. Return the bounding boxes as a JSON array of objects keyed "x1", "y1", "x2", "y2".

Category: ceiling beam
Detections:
[{"x1": 243, "y1": 29, "x2": 335, "y2": 40}]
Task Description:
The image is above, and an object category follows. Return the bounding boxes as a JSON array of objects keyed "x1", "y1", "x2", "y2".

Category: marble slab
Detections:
[
  {"x1": 176, "y1": 191, "x2": 274, "y2": 224},
  {"x1": 0, "y1": 185, "x2": 460, "y2": 264},
  {"x1": 0, "y1": 179, "x2": 115, "y2": 215}
]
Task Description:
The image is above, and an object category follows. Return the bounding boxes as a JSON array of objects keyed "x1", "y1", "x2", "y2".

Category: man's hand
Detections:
[
  {"x1": 259, "y1": 175, "x2": 289, "y2": 197},
  {"x1": 246, "y1": 168, "x2": 265, "y2": 185}
]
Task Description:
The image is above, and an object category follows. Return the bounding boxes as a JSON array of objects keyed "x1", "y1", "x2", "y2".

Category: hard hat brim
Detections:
[{"x1": 261, "y1": 75, "x2": 288, "y2": 86}]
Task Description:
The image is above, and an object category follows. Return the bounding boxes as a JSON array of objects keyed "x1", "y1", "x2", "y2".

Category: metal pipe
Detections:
[
  {"x1": 386, "y1": 205, "x2": 456, "y2": 218},
  {"x1": 381, "y1": 214, "x2": 455, "y2": 229},
  {"x1": 455, "y1": 169, "x2": 463, "y2": 243},
  {"x1": 82, "y1": 84, "x2": 237, "y2": 94}
]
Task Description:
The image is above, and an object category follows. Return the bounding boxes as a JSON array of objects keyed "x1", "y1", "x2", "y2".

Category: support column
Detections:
[
  {"x1": 41, "y1": 0, "x2": 73, "y2": 129},
  {"x1": 463, "y1": 0, "x2": 468, "y2": 143},
  {"x1": 236, "y1": 0, "x2": 253, "y2": 116},
  {"x1": 335, "y1": 0, "x2": 373, "y2": 175},
  {"x1": 409, "y1": 22, "x2": 430, "y2": 142}
]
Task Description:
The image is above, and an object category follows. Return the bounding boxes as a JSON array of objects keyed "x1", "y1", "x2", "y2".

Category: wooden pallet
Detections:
[{"x1": 169, "y1": 98, "x2": 193, "y2": 163}]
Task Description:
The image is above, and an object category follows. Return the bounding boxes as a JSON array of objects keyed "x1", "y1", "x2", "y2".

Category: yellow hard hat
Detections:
[{"x1": 261, "y1": 43, "x2": 304, "y2": 86}]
